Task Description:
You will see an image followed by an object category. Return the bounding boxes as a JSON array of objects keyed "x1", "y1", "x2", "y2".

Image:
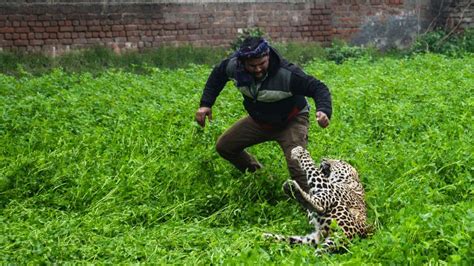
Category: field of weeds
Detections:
[{"x1": 0, "y1": 54, "x2": 472, "y2": 264}]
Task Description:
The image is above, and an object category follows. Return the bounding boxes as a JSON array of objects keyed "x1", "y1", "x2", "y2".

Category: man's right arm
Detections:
[
  {"x1": 199, "y1": 59, "x2": 231, "y2": 108},
  {"x1": 196, "y1": 59, "x2": 231, "y2": 127}
]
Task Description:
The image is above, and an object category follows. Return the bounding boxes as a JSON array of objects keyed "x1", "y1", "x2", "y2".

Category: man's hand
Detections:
[
  {"x1": 195, "y1": 107, "x2": 212, "y2": 127},
  {"x1": 316, "y1": 111, "x2": 329, "y2": 128}
]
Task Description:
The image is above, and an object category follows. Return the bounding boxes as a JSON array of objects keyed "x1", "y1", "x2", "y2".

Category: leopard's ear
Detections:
[{"x1": 320, "y1": 160, "x2": 331, "y2": 177}]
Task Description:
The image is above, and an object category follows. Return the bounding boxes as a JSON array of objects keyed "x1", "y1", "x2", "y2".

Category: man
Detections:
[{"x1": 195, "y1": 37, "x2": 332, "y2": 192}]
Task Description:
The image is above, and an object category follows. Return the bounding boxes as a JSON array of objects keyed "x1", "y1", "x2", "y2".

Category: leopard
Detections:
[{"x1": 264, "y1": 146, "x2": 368, "y2": 253}]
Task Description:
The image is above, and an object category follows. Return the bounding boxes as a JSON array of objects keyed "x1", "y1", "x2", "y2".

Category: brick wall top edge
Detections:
[{"x1": 0, "y1": 0, "x2": 326, "y2": 4}]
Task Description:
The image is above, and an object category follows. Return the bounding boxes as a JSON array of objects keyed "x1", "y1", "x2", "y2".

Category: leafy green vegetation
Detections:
[
  {"x1": 0, "y1": 54, "x2": 473, "y2": 264},
  {"x1": 410, "y1": 29, "x2": 474, "y2": 56},
  {"x1": 0, "y1": 45, "x2": 229, "y2": 77}
]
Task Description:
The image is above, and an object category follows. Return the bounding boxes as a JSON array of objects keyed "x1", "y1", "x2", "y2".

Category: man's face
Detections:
[{"x1": 243, "y1": 54, "x2": 269, "y2": 80}]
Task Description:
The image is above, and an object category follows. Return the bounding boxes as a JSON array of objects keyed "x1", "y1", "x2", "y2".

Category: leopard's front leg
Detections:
[{"x1": 283, "y1": 180, "x2": 325, "y2": 215}]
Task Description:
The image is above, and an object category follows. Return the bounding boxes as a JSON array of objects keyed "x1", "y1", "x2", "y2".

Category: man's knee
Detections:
[
  {"x1": 215, "y1": 136, "x2": 226, "y2": 156},
  {"x1": 216, "y1": 134, "x2": 235, "y2": 158}
]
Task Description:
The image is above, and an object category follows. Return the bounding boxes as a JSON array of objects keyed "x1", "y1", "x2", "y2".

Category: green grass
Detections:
[{"x1": 0, "y1": 53, "x2": 473, "y2": 264}]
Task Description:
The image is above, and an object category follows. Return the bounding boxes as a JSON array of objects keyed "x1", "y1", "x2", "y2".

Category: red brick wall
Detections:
[
  {"x1": 0, "y1": 0, "x2": 469, "y2": 54},
  {"x1": 0, "y1": 2, "x2": 332, "y2": 54}
]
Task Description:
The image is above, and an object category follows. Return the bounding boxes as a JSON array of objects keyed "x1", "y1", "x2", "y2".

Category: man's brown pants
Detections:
[{"x1": 215, "y1": 113, "x2": 310, "y2": 192}]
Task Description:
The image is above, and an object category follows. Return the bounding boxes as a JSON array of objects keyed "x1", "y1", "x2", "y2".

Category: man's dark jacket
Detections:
[{"x1": 200, "y1": 47, "x2": 332, "y2": 127}]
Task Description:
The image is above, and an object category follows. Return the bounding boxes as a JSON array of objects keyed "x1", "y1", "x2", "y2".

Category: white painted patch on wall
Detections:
[{"x1": 355, "y1": 8, "x2": 425, "y2": 50}]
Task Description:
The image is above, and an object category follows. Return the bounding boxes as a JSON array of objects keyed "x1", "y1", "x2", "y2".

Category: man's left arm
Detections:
[{"x1": 290, "y1": 70, "x2": 332, "y2": 128}]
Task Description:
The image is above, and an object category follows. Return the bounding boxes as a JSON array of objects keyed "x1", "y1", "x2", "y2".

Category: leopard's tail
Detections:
[{"x1": 263, "y1": 232, "x2": 320, "y2": 246}]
